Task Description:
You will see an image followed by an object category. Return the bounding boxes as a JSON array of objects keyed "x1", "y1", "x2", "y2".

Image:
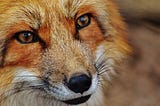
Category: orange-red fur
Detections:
[{"x1": 0, "y1": 0, "x2": 131, "y2": 106}]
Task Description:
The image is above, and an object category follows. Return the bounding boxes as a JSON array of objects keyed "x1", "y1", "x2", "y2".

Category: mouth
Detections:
[{"x1": 63, "y1": 95, "x2": 91, "y2": 105}]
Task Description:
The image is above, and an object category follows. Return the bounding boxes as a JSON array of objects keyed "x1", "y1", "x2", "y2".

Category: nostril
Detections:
[{"x1": 66, "y1": 74, "x2": 92, "y2": 94}]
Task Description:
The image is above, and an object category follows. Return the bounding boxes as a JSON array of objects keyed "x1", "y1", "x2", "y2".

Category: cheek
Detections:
[
  {"x1": 14, "y1": 69, "x2": 40, "y2": 82},
  {"x1": 79, "y1": 19, "x2": 105, "y2": 57},
  {"x1": 95, "y1": 45, "x2": 104, "y2": 61},
  {"x1": 4, "y1": 40, "x2": 42, "y2": 67},
  {"x1": 0, "y1": 67, "x2": 16, "y2": 91}
]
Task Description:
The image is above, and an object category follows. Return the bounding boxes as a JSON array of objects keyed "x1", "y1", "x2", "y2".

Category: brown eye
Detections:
[
  {"x1": 14, "y1": 31, "x2": 39, "y2": 44},
  {"x1": 76, "y1": 14, "x2": 91, "y2": 30}
]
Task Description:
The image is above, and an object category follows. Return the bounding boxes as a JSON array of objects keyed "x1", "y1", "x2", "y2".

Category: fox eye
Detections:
[
  {"x1": 14, "y1": 31, "x2": 39, "y2": 44},
  {"x1": 76, "y1": 14, "x2": 91, "y2": 30}
]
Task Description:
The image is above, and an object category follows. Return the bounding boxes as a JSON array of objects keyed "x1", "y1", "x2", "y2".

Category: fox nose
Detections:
[{"x1": 66, "y1": 74, "x2": 92, "y2": 94}]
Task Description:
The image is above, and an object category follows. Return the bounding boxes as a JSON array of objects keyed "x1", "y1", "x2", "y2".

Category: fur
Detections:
[{"x1": 0, "y1": 0, "x2": 131, "y2": 106}]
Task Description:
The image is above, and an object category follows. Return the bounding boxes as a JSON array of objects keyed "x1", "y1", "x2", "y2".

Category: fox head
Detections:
[{"x1": 0, "y1": 0, "x2": 131, "y2": 106}]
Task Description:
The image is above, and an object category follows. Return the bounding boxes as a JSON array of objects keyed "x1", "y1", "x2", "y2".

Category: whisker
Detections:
[
  {"x1": 0, "y1": 82, "x2": 46, "y2": 103},
  {"x1": 0, "y1": 77, "x2": 44, "y2": 87},
  {"x1": 0, "y1": 80, "x2": 44, "y2": 95},
  {"x1": 16, "y1": 75, "x2": 40, "y2": 78},
  {"x1": 95, "y1": 56, "x2": 114, "y2": 72},
  {"x1": 95, "y1": 60, "x2": 108, "y2": 70},
  {"x1": 95, "y1": 47, "x2": 110, "y2": 65},
  {"x1": 95, "y1": 46, "x2": 118, "y2": 65},
  {"x1": 98, "y1": 66, "x2": 112, "y2": 75},
  {"x1": 0, "y1": 74, "x2": 43, "y2": 88},
  {"x1": 0, "y1": 83, "x2": 44, "y2": 95},
  {"x1": 0, "y1": 87, "x2": 31, "y2": 103}
]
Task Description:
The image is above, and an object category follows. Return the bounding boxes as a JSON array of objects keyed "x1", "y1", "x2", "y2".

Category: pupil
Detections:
[
  {"x1": 80, "y1": 17, "x2": 87, "y2": 24},
  {"x1": 24, "y1": 32, "x2": 31, "y2": 39},
  {"x1": 21, "y1": 32, "x2": 33, "y2": 42}
]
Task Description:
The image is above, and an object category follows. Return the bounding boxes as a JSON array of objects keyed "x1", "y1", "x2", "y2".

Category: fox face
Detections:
[{"x1": 0, "y1": 0, "x2": 131, "y2": 106}]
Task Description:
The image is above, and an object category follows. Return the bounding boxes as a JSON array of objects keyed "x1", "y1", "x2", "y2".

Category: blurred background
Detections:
[{"x1": 105, "y1": 0, "x2": 160, "y2": 106}]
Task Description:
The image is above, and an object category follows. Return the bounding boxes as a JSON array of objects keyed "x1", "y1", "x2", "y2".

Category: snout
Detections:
[
  {"x1": 43, "y1": 71, "x2": 98, "y2": 105},
  {"x1": 63, "y1": 73, "x2": 92, "y2": 105}
]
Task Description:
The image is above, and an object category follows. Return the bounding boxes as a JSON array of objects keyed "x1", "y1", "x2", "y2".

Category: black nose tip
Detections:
[{"x1": 66, "y1": 74, "x2": 92, "y2": 94}]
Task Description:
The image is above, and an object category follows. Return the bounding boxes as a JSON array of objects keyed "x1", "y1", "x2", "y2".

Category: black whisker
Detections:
[
  {"x1": 95, "y1": 48, "x2": 109, "y2": 65},
  {"x1": 0, "y1": 79, "x2": 46, "y2": 104},
  {"x1": 99, "y1": 64, "x2": 115, "y2": 74},
  {"x1": 98, "y1": 70, "x2": 110, "y2": 75},
  {"x1": 95, "y1": 46, "x2": 117, "y2": 65}
]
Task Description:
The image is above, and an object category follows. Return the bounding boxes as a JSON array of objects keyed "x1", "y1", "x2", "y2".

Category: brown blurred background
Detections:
[{"x1": 106, "y1": 0, "x2": 160, "y2": 106}]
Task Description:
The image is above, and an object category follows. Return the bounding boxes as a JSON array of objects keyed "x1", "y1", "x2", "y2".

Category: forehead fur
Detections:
[
  {"x1": 0, "y1": 0, "x2": 108, "y2": 23},
  {"x1": 0, "y1": 0, "x2": 125, "y2": 50},
  {"x1": 0, "y1": 0, "x2": 131, "y2": 66},
  {"x1": 0, "y1": 0, "x2": 112, "y2": 40}
]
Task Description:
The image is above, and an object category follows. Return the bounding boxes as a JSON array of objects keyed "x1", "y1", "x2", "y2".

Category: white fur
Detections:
[
  {"x1": 95, "y1": 45, "x2": 104, "y2": 62},
  {"x1": 95, "y1": 45, "x2": 117, "y2": 83},
  {"x1": 2, "y1": 68, "x2": 101, "y2": 106},
  {"x1": 3, "y1": 87, "x2": 104, "y2": 106},
  {"x1": 14, "y1": 69, "x2": 39, "y2": 82}
]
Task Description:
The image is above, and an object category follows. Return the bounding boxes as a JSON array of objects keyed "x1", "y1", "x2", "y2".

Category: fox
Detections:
[{"x1": 0, "y1": 0, "x2": 131, "y2": 106}]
